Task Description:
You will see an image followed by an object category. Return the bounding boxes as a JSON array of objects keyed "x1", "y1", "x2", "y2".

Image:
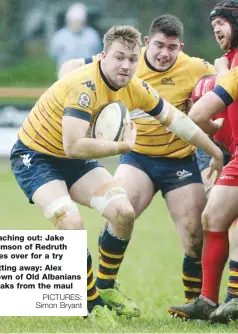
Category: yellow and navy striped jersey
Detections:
[
  {"x1": 19, "y1": 60, "x2": 163, "y2": 157},
  {"x1": 213, "y1": 67, "x2": 238, "y2": 144},
  {"x1": 131, "y1": 47, "x2": 216, "y2": 158},
  {"x1": 213, "y1": 67, "x2": 238, "y2": 104},
  {"x1": 85, "y1": 48, "x2": 216, "y2": 158}
]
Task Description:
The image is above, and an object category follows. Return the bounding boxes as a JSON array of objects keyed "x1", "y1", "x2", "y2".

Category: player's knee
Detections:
[
  {"x1": 106, "y1": 201, "x2": 135, "y2": 237},
  {"x1": 113, "y1": 201, "x2": 135, "y2": 229},
  {"x1": 176, "y1": 217, "x2": 203, "y2": 257},
  {"x1": 184, "y1": 236, "x2": 203, "y2": 258},
  {"x1": 90, "y1": 183, "x2": 129, "y2": 215},
  {"x1": 58, "y1": 211, "x2": 84, "y2": 230},
  {"x1": 44, "y1": 195, "x2": 83, "y2": 230},
  {"x1": 181, "y1": 227, "x2": 203, "y2": 257},
  {"x1": 201, "y1": 209, "x2": 213, "y2": 230}
]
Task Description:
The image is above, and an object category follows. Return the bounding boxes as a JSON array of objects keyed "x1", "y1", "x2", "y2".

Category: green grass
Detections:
[
  {"x1": 0, "y1": 160, "x2": 236, "y2": 333},
  {"x1": 0, "y1": 56, "x2": 56, "y2": 87}
]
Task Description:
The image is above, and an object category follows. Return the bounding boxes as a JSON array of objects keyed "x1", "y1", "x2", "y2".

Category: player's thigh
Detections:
[
  {"x1": 203, "y1": 185, "x2": 238, "y2": 231},
  {"x1": 32, "y1": 180, "x2": 84, "y2": 230},
  {"x1": 69, "y1": 166, "x2": 115, "y2": 206},
  {"x1": 69, "y1": 166, "x2": 135, "y2": 226},
  {"x1": 10, "y1": 140, "x2": 69, "y2": 209},
  {"x1": 165, "y1": 183, "x2": 206, "y2": 223},
  {"x1": 163, "y1": 155, "x2": 206, "y2": 229},
  {"x1": 165, "y1": 183, "x2": 206, "y2": 242},
  {"x1": 10, "y1": 141, "x2": 82, "y2": 229},
  {"x1": 115, "y1": 162, "x2": 154, "y2": 218},
  {"x1": 32, "y1": 180, "x2": 69, "y2": 210}
]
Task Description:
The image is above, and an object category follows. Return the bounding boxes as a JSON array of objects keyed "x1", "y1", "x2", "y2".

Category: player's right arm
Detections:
[
  {"x1": 62, "y1": 87, "x2": 135, "y2": 159},
  {"x1": 58, "y1": 59, "x2": 86, "y2": 79},
  {"x1": 214, "y1": 56, "x2": 230, "y2": 83},
  {"x1": 188, "y1": 67, "x2": 238, "y2": 129}
]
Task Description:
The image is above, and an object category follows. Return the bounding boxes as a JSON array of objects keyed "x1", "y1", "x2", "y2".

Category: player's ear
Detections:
[
  {"x1": 101, "y1": 51, "x2": 106, "y2": 59},
  {"x1": 179, "y1": 43, "x2": 184, "y2": 51},
  {"x1": 144, "y1": 36, "x2": 150, "y2": 48}
]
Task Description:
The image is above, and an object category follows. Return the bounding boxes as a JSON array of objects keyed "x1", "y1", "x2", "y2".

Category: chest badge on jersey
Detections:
[{"x1": 79, "y1": 93, "x2": 91, "y2": 108}]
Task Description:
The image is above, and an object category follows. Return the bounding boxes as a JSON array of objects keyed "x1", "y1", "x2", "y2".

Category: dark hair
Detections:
[{"x1": 148, "y1": 14, "x2": 184, "y2": 41}]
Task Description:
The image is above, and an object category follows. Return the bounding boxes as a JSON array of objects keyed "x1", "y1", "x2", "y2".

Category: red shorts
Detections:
[{"x1": 216, "y1": 148, "x2": 238, "y2": 186}]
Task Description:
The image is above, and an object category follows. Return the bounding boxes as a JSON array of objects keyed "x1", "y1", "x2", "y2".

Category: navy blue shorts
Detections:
[
  {"x1": 196, "y1": 148, "x2": 231, "y2": 172},
  {"x1": 119, "y1": 151, "x2": 202, "y2": 197},
  {"x1": 10, "y1": 140, "x2": 102, "y2": 203}
]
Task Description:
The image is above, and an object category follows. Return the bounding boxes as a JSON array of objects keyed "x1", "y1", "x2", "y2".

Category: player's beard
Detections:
[
  {"x1": 216, "y1": 35, "x2": 231, "y2": 51},
  {"x1": 116, "y1": 74, "x2": 130, "y2": 87}
]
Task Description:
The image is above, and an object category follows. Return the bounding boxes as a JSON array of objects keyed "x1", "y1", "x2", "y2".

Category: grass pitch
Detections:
[{"x1": 0, "y1": 158, "x2": 236, "y2": 333}]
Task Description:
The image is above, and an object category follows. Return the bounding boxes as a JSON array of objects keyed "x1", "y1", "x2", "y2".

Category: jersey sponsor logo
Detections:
[
  {"x1": 20, "y1": 154, "x2": 32, "y2": 168},
  {"x1": 176, "y1": 169, "x2": 192, "y2": 179},
  {"x1": 161, "y1": 77, "x2": 175, "y2": 85},
  {"x1": 219, "y1": 175, "x2": 234, "y2": 180},
  {"x1": 79, "y1": 93, "x2": 91, "y2": 108},
  {"x1": 82, "y1": 80, "x2": 96, "y2": 94},
  {"x1": 142, "y1": 81, "x2": 150, "y2": 93}
]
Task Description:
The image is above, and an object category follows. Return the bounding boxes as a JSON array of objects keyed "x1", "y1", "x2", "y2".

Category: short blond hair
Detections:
[{"x1": 103, "y1": 25, "x2": 142, "y2": 53}]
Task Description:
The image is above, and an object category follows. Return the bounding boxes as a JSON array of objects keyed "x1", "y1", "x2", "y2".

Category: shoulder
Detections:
[
  {"x1": 138, "y1": 47, "x2": 146, "y2": 63},
  {"x1": 63, "y1": 63, "x2": 97, "y2": 89},
  {"x1": 129, "y1": 76, "x2": 145, "y2": 90},
  {"x1": 140, "y1": 46, "x2": 146, "y2": 56},
  {"x1": 176, "y1": 52, "x2": 215, "y2": 77},
  {"x1": 187, "y1": 55, "x2": 215, "y2": 72}
]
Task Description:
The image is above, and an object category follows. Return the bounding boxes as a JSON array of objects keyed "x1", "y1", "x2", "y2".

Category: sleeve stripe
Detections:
[
  {"x1": 148, "y1": 99, "x2": 164, "y2": 116},
  {"x1": 64, "y1": 108, "x2": 91, "y2": 122},
  {"x1": 213, "y1": 85, "x2": 234, "y2": 107},
  {"x1": 85, "y1": 57, "x2": 93, "y2": 64}
]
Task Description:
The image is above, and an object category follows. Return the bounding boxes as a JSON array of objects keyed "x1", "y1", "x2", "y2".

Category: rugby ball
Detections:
[{"x1": 91, "y1": 102, "x2": 130, "y2": 141}]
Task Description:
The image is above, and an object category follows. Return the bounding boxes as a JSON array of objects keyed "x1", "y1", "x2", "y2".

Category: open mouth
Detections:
[
  {"x1": 217, "y1": 34, "x2": 225, "y2": 42},
  {"x1": 157, "y1": 59, "x2": 169, "y2": 65}
]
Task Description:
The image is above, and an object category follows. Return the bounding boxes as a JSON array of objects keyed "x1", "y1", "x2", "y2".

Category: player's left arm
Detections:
[
  {"x1": 136, "y1": 80, "x2": 224, "y2": 176},
  {"x1": 58, "y1": 55, "x2": 101, "y2": 79}
]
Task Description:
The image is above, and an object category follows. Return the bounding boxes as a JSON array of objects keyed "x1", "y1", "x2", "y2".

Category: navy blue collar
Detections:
[
  {"x1": 99, "y1": 61, "x2": 120, "y2": 91},
  {"x1": 144, "y1": 50, "x2": 177, "y2": 72}
]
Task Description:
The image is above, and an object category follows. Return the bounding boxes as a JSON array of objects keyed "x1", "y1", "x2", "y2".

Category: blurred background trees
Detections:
[{"x1": 0, "y1": 0, "x2": 221, "y2": 86}]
